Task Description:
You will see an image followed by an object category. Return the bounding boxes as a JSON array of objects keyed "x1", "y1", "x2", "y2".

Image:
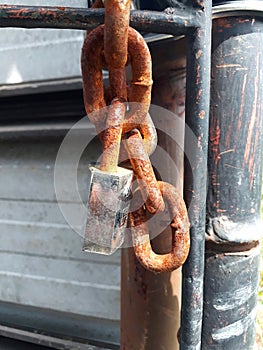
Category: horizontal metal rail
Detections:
[
  {"x1": 0, "y1": 5, "x2": 200, "y2": 34},
  {"x1": 0, "y1": 324, "x2": 110, "y2": 350}
]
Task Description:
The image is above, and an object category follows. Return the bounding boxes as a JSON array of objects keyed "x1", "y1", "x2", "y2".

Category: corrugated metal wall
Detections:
[
  {"x1": 0, "y1": 0, "x2": 120, "y2": 343},
  {"x1": 0, "y1": 121, "x2": 121, "y2": 345},
  {"x1": 0, "y1": 1, "x2": 121, "y2": 343}
]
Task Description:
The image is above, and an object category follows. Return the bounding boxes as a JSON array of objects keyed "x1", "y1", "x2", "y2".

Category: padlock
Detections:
[{"x1": 83, "y1": 99, "x2": 133, "y2": 255}]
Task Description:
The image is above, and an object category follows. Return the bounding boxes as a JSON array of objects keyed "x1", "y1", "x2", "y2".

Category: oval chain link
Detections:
[{"x1": 81, "y1": 0, "x2": 190, "y2": 272}]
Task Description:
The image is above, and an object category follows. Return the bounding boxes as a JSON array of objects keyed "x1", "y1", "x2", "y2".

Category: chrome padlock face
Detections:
[{"x1": 83, "y1": 165, "x2": 133, "y2": 255}]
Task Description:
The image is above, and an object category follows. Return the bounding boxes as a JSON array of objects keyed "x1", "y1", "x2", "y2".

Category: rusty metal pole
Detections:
[{"x1": 121, "y1": 37, "x2": 187, "y2": 350}]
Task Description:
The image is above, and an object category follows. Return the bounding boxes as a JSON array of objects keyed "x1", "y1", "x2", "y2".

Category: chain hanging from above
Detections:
[{"x1": 81, "y1": 0, "x2": 190, "y2": 272}]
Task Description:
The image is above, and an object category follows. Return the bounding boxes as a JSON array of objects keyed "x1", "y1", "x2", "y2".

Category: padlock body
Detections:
[{"x1": 83, "y1": 165, "x2": 133, "y2": 255}]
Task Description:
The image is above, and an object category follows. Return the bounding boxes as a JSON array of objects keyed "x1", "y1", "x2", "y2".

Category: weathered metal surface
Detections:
[
  {"x1": 0, "y1": 301, "x2": 119, "y2": 348},
  {"x1": 100, "y1": 100, "x2": 126, "y2": 172},
  {"x1": 0, "y1": 5, "x2": 200, "y2": 34},
  {"x1": 82, "y1": 7, "x2": 134, "y2": 256},
  {"x1": 181, "y1": 0, "x2": 212, "y2": 349},
  {"x1": 207, "y1": 15, "x2": 263, "y2": 244},
  {"x1": 202, "y1": 243, "x2": 260, "y2": 350},
  {"x1": 0, "y1": 1, "x2": 86, "y2": 87},
  {"x1": 0, "y1": 324, "x2": 111, "y2": 350},
  {"x1": 121, "y1": 36, "x2": 186, "y2": 350},
  {"x1": 83, "y1": 165, "x2": 132, "y2": 254},
  {"x1": 121, "y1": 247, "x2": 182, "y2": 350},
  {"x1": 124, "y1": 129, "x2": 165, "y2": 214},
  {"x1": 0, "y1": 27, "x2": 85, "y2": 86},
  {"x1": 0, "y1": 126, "x2": 120, "y2": 345},
  {"x1": 140, "y1": 0, "x2": 204, "y2": 11},
  {"x1": 81, "y1": 24, "x2": 152, "y2": 133},
  {"x1": 104, "y1": 0, "x2": 131, "y2": 69},
  {"x1": 130, "y1": 181, "x2": 190, "y2": 273},
  {"x1": 82, "y1": 94, "x2": 133, "y2": 255},
  {"x1": 203, "y1": 12, "x2": 263, "y2": 350}
]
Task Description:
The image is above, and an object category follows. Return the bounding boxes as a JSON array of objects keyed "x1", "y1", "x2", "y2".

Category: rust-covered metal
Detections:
[
  {"x1": 81, "y1": 25, "x2": 106, "y2": 127},
  {"x1": 81, "y1": 24, "x2": 152, "y2": 133},
  {"x1": 104, "y1": 0, "x2": 131, "y2": 69},
  {"x1": 100, "y1": 98, "x2": 126, "y2": 173},
  {"x1": 130, "y1": 181, "x2": 190, "y2": 273},
  {"x1": 0, "y1": 5, "x2": 199, "y2": 34},
  {"x1": 121, "y1": 36, "x2": 188, "y2": 350},
  {"x1": 125, "y1": 129, "x2": 164, "y2": 214},
  {"x1": 104, "y1": 0, "x2": 130, "y2": 101},
  {"x1": 82, "y1": 1, "x2": 133, "y2": 256},
  {"x1": 123, "y1": 28, "x2": 153, "y2": 133},
  {"x1": 118, "y1": 113, "x2": 158, "y2": 163}
]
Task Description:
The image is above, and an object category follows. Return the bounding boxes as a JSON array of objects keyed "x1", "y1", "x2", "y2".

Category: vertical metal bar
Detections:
[{"x1": 181, "y1": 1, "x2": 212, "y2": 349}]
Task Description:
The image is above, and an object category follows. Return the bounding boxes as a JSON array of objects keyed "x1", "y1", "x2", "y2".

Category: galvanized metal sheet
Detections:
[{"x1": 0, "y1": 130, "x2": 121, "y2": 327}]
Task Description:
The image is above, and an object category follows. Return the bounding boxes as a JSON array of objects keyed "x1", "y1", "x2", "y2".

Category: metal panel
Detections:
[
  {"x1": 0, "y1": 126, "x2": 120, "y2": 342},
  {"x1": 0, "y1": 1, "x2": 87, "y2": 88}
]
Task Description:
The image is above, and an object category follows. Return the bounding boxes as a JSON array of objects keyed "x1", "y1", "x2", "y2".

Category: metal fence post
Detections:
[
  {"x1": 203, "y1": 8, "x2": 263, "y2": 349},
  {"x1": 181, "y1": 1, "x2": 212, "y2": 349}
]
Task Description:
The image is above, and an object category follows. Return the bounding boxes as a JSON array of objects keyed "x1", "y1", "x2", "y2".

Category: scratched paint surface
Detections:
[
  {"x1": 203, "y1": 15, "x2": 263, "y2": 350},
  {"x1": 207, "y1": 16, "x2": 263, "y2": 244}
]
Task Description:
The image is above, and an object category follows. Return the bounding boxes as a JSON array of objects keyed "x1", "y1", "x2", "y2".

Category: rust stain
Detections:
[
  {"x1": 210, "y1": 121, "x2": 220, "y2": 165},
  {"x1": 196, "y1": 49, "x2": 202, "y2": 60},
  {"x1": 217, "y1": 18, "x2": 232, "y2": 28},
  {"x1": 199, "y1": 110, "x2": 205, "y2": 119},
  {"x1": 196, "y1": 88, "x2": 202, "y2": 104},
  {"x1": 196, "y1": 65, "x2": 201, "y2": 85}
]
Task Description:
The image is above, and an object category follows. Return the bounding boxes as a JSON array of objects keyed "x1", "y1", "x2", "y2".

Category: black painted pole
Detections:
[
  {"x1": 181, "y1": 1, "x2": 212, "y2": 349},
  {"x1": 203, "y1": 12, "x2": 263, "y2": 350}
]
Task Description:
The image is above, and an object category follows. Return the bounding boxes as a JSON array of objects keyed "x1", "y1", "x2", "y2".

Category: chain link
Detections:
[
  {"x1": 81, "y1": 0, "x2": 190, "y2": 272},
  {"x1": 130, "y1": 182, "x2": 190, "y2": 273}
]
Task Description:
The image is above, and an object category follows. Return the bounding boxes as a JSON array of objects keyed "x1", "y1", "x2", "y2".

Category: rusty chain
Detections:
[{"x1": 81, "y1": 0, "x2": 190, "y2": 272}]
